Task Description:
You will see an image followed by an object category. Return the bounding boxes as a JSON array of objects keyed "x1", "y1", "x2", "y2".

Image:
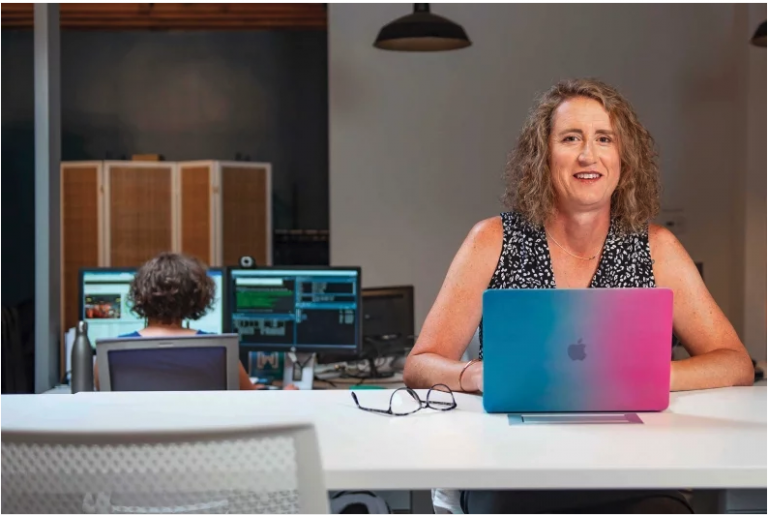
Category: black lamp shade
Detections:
[
  {"x1": 374, "y1": 4, "x2": 471, "y2": 52},
  {"x1": 752, "y1": 21, "x2": 766, "y2": 47}
]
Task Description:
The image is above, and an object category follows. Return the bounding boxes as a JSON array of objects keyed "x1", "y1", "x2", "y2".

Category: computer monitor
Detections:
[
  {"x1": 95, "y1": 334, "x2": 240, "y2": 391},
  {"x1": 225, "y1": 267, "x2": 362, "y2": 356},
  {"x1": 79, "y1": 267, "x2": 225, "y2": 343},
  {"x1": 361, "y1": 286, "x2": 415, "y2": 349},
  {"x1": 316, "y1": 285, "x2": 415, "y2": 371}
]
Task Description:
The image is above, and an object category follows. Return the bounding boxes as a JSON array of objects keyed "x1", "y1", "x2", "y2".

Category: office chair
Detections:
[{"x1": 2, "y1": 422, "x2": 328, "y2": 514}]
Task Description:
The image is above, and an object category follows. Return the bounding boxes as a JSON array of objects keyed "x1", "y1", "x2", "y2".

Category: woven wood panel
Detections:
[
  {"x1": 62, "y1": 165, "x2": 100, "y2": 335},
  {"x1": 221, "y1": 165, "x2": 269, "y2": 267},
  {"x1": 109, "y1": 165, "x2": 173, "y2": 267},
  {"x1": 180, "y1": 165, "x2": 211, "y2": 265}
]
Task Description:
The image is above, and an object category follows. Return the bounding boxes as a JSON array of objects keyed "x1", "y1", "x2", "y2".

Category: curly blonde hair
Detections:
[{"x1": 504, "y1": 78, "x2": 660, "y2": 234}]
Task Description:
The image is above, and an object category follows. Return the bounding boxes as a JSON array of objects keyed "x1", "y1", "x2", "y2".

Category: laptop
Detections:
[
  {"x1": 96, "y1": 334, "x2": 240, "y2": 392},
  {"x1": 482, "y1": 288, "x2": 673, "y2": 413}
]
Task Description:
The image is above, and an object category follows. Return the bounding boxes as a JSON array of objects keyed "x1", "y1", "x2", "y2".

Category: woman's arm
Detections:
[
  {"x1": 239, "y1": 363, "x2": 257, "y2": 390},
  {"x1": 403, "y1": 217, "x2": 502, "y2": 391},
  {"x1": 650, "y1": 225, "x2": 754, "y2": 391}
]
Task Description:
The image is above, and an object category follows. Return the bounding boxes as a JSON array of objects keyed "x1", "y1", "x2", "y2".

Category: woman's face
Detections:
[{"x1": 548, "y1": 96, "x2": 621, "y2": 214}]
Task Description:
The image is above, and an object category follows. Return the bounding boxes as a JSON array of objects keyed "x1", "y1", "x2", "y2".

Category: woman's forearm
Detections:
[
  {"x1": 239, "y1": 363, "x2": 260, "y2": 390},
  {"x1": 404, "y1": 352, "x2": 480, "y2": 391},
  {"x1": 671, "y1": 349, "x2": 754, "y2": 391}
]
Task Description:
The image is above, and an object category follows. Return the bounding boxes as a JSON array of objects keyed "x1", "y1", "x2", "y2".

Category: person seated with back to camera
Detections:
[
  {"x1": 93, "y1": 252, "x2": 297, "y2": 391},
  {"x1": 405, "y1": 78, "x2": 753, "y2": 514}
]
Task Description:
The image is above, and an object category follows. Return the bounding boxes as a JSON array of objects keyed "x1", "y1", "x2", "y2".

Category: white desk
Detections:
[
  {"x1": 43, "y1": 372, "x2": 406, "y2": 394},
  {"x1": 3, "y1": 387, "x2": 765, "y2": 492}
]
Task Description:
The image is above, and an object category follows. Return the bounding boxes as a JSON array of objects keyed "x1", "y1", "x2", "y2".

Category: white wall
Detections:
[
  {"x1": 330, "y1": 5, "x2": 764, "y2": 354},
  {"x1": 744, "y1": 4, "x2": 767, "y2": 360}
]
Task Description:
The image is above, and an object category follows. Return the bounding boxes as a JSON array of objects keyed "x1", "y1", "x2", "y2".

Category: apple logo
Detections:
[{"x1": 568, "y1": 338, "x2": 587, "y2": 361}]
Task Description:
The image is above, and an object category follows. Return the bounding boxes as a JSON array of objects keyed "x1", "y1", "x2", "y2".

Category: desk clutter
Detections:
[{"x1": 68, "y1": 264, "x2": 415, "y2": 392}]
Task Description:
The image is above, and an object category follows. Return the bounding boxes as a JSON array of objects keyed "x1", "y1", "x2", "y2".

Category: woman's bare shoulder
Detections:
[
  {"x1": 467, "y1": 216, "x2": 503, "y2": 250},
  {"x1": 648, "y1": 223, "x2": 698, "y2": 287},
  {"x1": 445, "y1": 216, "x2": 504, "y2": 282},
  {"x1": 648, "y1": 223, "x2": 687, "y2": 262}
]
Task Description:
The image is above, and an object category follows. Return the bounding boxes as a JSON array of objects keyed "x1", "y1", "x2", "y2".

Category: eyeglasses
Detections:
[{"x1": 351, "y1": 384, "x2": 457, "y2": 416}]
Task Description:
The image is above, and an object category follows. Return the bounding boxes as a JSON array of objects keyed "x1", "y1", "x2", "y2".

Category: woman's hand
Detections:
[{"x1": 463, "y1": 361, "x2": 484, "y2": 393}]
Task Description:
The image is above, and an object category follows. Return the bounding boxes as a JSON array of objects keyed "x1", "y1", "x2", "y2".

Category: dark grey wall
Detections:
[
  {"x1": 2, "y1": 31, "x2": 36, "y2": 308},
  {"x1": 2, "y1": 29, "x2": 328, "y2": 306}
]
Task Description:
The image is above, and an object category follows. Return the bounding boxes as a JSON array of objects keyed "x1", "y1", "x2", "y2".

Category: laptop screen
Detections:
[{"x1": 108, "y1": 346, "x2": 227, "y2": 391}]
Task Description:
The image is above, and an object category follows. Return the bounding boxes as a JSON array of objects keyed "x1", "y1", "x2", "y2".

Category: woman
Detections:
[
  {"x1": 95, "y1": 252, "x2": 294, "y2": 391},
  {"x1": 405, "y1": 79, "x2": 752, "y2": 513}
]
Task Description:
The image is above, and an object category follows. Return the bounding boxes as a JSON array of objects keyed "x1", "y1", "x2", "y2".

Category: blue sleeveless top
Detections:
[{"x1": 119, "y1": 330, "x2": 210, "y2": 338}]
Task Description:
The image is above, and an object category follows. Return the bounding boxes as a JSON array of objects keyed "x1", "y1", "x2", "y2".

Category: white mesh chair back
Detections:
[{"x1": 2, "y1": 423, "x2": 328, "y2": 514}]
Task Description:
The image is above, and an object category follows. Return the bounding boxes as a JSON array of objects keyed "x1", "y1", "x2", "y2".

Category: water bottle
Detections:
[{"x1": 71, "y1": 320, "x2": 94, "y2": 393}]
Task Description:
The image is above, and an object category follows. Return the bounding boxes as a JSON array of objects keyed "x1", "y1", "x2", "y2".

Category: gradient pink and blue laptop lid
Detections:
[{"x1": 482, "y1": 288, "x2": 673, "y2": 413}]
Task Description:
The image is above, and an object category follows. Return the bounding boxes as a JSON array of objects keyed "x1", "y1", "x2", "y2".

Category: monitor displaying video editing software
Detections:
[
  {"x1": 79, "y1": 267, "x2": 224, "y2": 343},
  {"x1": 226, "y1": 267, "x2": 362, "y2": 355}
]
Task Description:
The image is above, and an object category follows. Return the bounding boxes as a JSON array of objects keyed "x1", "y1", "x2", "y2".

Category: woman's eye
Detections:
[
  {"x1": 562, "y1": 136, "x2": 578, "y2": 142},
  {"x1": 598, "y1": 136, "x2": 613, "y2": 144}
]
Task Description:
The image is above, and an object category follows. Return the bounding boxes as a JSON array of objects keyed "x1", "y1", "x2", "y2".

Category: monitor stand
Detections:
[{"x1": 283, "y1": 352, "x2": 316, "y2": 390}]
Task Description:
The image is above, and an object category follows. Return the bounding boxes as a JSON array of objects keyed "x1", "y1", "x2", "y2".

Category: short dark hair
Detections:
[{"x1": 128, "y1": 253, "x2": 215, "y2": 324}]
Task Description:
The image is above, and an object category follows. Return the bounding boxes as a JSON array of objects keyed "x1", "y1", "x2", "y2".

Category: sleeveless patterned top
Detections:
[{"x1": 478, "y1": 211, "x2": 656, "y2": 358}]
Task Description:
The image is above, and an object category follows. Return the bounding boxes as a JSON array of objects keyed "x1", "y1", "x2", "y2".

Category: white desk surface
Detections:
[{"x1": 3, "y1": 387, "x2": 765, "y2": 491}]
